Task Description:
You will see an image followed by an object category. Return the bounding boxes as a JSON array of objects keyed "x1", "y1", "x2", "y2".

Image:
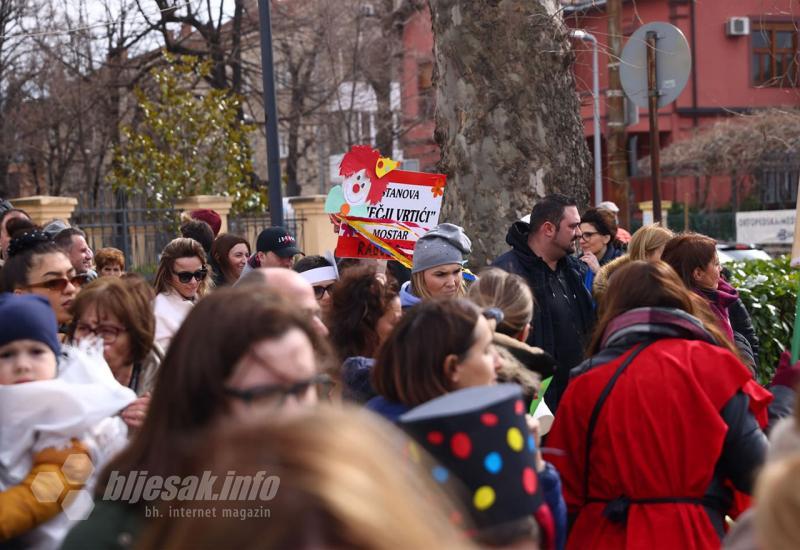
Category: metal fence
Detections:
[
  {"x1": 630, "y1": 211, "x2": 736, "y2": 241},
  {"x1": 70, "y1": 190, "x2": 308, "y2": 279},
  {"x1": 71, "y1": 189, "x2": 178, "y2": 278}
]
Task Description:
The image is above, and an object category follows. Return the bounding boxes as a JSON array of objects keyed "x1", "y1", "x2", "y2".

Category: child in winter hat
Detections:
[
  {"x1": 0, "y1": 294, "x2": 61, "y2": 377},
  {"x1": 0, "y1": 293, "x2": 136, "y2": 548}
]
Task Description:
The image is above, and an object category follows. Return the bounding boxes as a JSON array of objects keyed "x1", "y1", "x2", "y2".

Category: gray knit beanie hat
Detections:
[{"x1": 412, "y1": 223, "x2": 472, "y2": 274}]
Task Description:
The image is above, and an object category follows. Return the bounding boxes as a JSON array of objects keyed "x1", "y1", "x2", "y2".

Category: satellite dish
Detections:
[{"x1": 620, "y1": 22, "x2": 692, "y2": 109}]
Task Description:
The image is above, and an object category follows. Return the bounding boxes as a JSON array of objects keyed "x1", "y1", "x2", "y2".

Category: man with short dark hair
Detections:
[
  {"x1": 55, "y1": 227, "x2": 96, "y2": 279},
  {"x1": 238, "y1": 226, "x2": 302, "y2": 280},
  {"x1": 493, "y1": 193, "x2": 595, "y2": 411}
]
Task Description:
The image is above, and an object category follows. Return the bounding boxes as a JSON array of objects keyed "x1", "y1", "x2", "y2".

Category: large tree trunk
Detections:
[{"x1": 429, "y1": 0, "x2": 592, "y2": 266}]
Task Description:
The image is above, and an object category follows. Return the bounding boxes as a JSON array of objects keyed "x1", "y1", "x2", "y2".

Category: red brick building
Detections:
[{"x1": 399, "y1": 7, "x2": 439, "y2": 173}]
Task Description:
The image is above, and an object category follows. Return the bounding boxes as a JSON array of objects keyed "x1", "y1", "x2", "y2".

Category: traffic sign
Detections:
[{"x1": 620, "y1": 22, "x2": 691, "y2": 109}]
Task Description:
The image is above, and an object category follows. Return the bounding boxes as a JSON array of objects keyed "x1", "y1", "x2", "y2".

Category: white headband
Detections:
[{"x1": 299, "y1": 266, "x2": 338, "y2": 285}]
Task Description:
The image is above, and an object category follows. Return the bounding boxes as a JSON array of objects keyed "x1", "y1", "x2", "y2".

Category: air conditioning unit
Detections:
[{"x1": 726, "y1": 17, "x2": 750, "y2": 37}]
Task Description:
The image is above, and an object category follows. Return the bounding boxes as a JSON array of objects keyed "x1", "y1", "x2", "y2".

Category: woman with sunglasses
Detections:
[
  {"x1": 0, "y1": 229, "x2": 82, "y2": 327},
  {"x1": 152, "y1": 238, "x2": 211, "y2": 350},
  {"x1": 61, "y1": 288, "x2": 332, "y2": 550},
  {"x1": 294, "y1": 254, "x2": 338, "y2": 321}
]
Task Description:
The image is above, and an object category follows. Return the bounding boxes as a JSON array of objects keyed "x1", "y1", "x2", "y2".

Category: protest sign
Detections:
[{"x1": 325, "y1": 145, "x2": 446, "y2": 266}]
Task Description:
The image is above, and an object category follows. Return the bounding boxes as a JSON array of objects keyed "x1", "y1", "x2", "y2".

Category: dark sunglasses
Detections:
[
  {"x1": 26, "y1": 274, "x2": 89, "y2": 292},
  {"x1": 312, "y1": 283, "x2": 335, "y2": 300},
  {"x1": 173, "y1": 268, "x2": 208, "y2": 283},
  {"x1": 224, "y1": 374, "x2": 334, "y2": 406}
]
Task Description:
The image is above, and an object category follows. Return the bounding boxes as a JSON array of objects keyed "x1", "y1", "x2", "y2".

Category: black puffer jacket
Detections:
[
  {"x1": 492, "y1": 221, "x2": 595, "y2": 410},
  {"x1": 728, "y1": 296, "x2": 760, "y2": 370}
]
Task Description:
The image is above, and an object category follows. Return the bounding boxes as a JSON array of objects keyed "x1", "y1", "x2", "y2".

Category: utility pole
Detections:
[{"x1": 606, "y1": 0, "x2": 630, "y2": 227}]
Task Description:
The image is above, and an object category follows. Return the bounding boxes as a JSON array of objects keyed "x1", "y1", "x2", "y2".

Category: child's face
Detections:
[{"x1": 0, "y1": 340, "x2": 57, "y2": 384}]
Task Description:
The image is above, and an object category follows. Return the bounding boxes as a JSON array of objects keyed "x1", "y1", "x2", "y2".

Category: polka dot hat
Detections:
[{"x1": 399, "y1": 384, "x2": 546, "y2": 533}]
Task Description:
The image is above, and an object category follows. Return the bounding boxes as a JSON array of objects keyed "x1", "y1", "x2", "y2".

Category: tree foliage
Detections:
[
  {"x1": 110, "y1": 55, "x2": 264, "y2": 212},
  {"x1": 727, "y1": 256, "x2": 799, "y2": 384}
]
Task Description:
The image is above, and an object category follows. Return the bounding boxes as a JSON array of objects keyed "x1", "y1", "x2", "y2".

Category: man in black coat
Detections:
[{"x1": 493, "y1": 194, "x2": 595, "y2": 411}]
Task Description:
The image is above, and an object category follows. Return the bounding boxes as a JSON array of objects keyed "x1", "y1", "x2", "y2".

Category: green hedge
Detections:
[{"x1": 726, "y1": 256, "x2": 799, "y2": 384}]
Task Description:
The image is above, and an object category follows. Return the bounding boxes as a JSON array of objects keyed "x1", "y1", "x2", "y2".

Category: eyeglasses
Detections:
[
  {"x1": 312, "y1": 283, "x2": 335, "y2": 300},
  {"x1": 224, "y1": 374, "x2": 334, "y2": 406},
  {"x1": 74, "y1": 322, "x2": 127, "y2": 344},
  {"x1": 579, "y1": 231, "x2": 599, "y2": 241},
  {"x1": 173, "y1": 268, "x2": 208, "y2": 283},
  {"x1": 26, "y1": 274, "x2": 88, "y2": 292}
]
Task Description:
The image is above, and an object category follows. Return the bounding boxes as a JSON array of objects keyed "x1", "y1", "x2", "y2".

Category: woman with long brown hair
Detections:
[
  {"x1": 662, "y1": 232, "x2": 760, "y2": 370},
  {"x1": 136, "y1": 407, "x2": 473, "y2": 550},
  {"x1": 367, "y1": 298, "x2": 501, "y2": 422},
  {"x1": 152, "y1": 237, "x2": 211, "y2": 349},
  {"x1": 545, "y1": 261, "x2": 770, "y2": 549},
  {"x1": 61, "y1": 287, "x2": 332, "y2": 549},
  {"x1": 210, "y1": 233, "x2": 250, "y2": 287}
]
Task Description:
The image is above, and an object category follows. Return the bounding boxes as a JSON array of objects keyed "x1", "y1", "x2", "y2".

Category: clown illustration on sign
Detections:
[
  {"x1": 325, "y1": 145, "x2": 399, "y2": 217},
  {"x1": 326, "y1": 144, "x2": 446, "y2": 267}
]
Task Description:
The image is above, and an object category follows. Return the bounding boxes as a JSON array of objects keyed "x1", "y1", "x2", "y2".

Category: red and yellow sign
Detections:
[{"x1": 325, "y1": 146, "x2": 446, "y2": 267}]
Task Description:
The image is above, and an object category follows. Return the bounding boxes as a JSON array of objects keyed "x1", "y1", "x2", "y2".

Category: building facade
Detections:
[{"x1": 564, "y1": 0, "x2": 800, "y2": 212}]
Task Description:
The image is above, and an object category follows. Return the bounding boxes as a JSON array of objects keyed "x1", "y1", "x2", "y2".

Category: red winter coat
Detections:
[{"x1": 546, "y1": 338, "x2": 770, "y2": 550}]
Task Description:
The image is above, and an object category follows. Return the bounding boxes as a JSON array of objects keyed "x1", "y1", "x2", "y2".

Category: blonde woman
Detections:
[
  {"x1": 137, "y1": 407, "x2": 475, "y2": 550},
  {"x1": 593, "y1": 223, "x2": 674, "y2": 304},
  {"x1": 628, "y1": 223, "x2": 674, "y2": 261},
  {"x1": 467, "y1": 267, "x2": 555, "y2": 386},
  {"x1": 399, "y1": 223, "x2": 471, "y2": 308},
  {"x1": 152, "y1": 238, "x2": 211, "y2": 350},
  {"x1": 468, "y1": 268, "x2": 533, "y2": 339}
]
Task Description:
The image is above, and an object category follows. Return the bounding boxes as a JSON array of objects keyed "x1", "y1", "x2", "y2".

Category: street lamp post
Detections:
[
  {"x1": 257, "y1": 0, "x2": 283, "y2": 226},
  {"x1": 569, "y1": 29, "x2": 603, "y2": 205}
]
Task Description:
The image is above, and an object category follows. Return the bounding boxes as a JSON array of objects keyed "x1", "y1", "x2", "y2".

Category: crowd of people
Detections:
[{"x1": 0, "y1": 195, "x2": 799, "y2": 549}]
